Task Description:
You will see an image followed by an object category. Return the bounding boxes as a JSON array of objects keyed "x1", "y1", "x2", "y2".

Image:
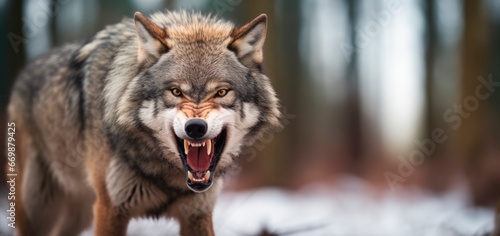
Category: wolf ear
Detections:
[
  {"x1": 134, "y1": 12, "x2": 169, "y2": 65},
  {"x1": 229, "y1": 14, "x2": 267, "y2": 69}
]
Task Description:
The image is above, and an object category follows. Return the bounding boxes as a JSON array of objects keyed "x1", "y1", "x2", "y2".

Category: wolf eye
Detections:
[
  {"x1": 171, "y1": 88, "x2": 182, "y2": 97},
  {"x1": 216, "y1": 89, "x2": 229, "y2": 97}
]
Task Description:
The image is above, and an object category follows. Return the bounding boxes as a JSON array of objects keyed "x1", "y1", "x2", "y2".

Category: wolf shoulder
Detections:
[{"x1": 10, "y1": 20, "x2": 136, "y2": 114}]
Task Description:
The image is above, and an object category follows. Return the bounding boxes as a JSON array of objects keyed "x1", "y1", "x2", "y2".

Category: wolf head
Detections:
[{"x1": 115, "y1": 11, "x2": 281, "y2": 192}]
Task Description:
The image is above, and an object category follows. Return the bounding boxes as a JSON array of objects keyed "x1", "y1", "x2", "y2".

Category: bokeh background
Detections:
[{"x1": 1, "y1": 0, "x2": 500, "y2": 235}]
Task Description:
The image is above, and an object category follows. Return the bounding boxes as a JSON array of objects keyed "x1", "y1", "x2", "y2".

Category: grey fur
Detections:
[{"x1": 8, "y1": 11, "x2": 281, "y2": 235}]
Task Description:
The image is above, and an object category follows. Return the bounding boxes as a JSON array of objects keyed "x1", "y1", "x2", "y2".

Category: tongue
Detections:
[{"x1": 186, "y1": 142, "x2": 214, "y2": 172}]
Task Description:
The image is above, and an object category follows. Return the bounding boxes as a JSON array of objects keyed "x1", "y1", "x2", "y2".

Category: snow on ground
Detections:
[
  {"x1": 1, "y1": 176, "x2": 495, "y2": 236},
  {"x1": 212, "y1": 177, "x2": 494, "y2": 236}
]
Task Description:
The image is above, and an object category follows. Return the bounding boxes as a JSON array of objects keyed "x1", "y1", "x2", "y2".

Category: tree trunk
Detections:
[
  {"x1": 5, "y1": 0, "x2": 26, "y2": 85},
  {"x1": 3, "y1": 0, "x2": 26, "y2": 185},
  {"x1": 423, "y1": 0, "x2": 437, "y2": 146},
  {"x1": 345, "y1": 0, "x2": 362, "y2": 171},
  {"x1": 49, "y1": 0, "x2": 58, "y2": 47},
  {"x1": 459, "y1": 1, "x2": 488, "y2": 164},
  {"x1": 228, "y1": 0, "x2": 292, "y2": 187}
]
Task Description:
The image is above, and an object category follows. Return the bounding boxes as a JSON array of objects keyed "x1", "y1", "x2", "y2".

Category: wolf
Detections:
[{"x1": 8, "y1": 11, "x2": 282, "y2": 236}]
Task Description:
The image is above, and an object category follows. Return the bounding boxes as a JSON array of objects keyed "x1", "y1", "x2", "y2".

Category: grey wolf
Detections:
[{"x1": 8, "y1": 10, "x2": 282, "y2": 236}]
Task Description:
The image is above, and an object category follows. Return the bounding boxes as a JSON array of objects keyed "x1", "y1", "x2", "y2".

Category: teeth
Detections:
[
  {"x1": 184, "y1": 140, "x2": 212, "y2": 150},
  {"x1": 204, "y1": 171, "x2": 210, "y2": 181},
  {"x1": 190, "y1": 142, "x2": 201, "y2": 147},
  {"x1": 184, "y1": 140, "x2": 189, "y2": 154},
  {"x1": 207, "y1": 139, "x2": 212, "y2": 155},
  {"x1": 188, "y1": 171, "x2": 194, "y2": 181},
  {"x1": 188, "y1": 171, "x2": 211, "y2": 183},
  {"x1": 183, "y1": 139, "x2": 215, "y2": 157}
]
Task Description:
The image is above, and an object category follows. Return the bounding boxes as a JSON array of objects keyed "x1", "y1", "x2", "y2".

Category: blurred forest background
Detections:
[{"x1": 1, "y1": 0, "x2": 500, "y2": 212}]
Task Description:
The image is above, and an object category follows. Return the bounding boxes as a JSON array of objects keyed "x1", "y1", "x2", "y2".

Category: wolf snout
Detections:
[{"x1": 185, "y1": 119, "x2": 208, "y2": 140}]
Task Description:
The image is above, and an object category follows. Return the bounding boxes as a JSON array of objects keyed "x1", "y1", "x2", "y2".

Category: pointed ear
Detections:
[
  {"x1": 134, "y1": 12, "x2": 169, "y2": 65},
  {"x1": 229, "y1": 14, "x2": 267, "y2": 69}
]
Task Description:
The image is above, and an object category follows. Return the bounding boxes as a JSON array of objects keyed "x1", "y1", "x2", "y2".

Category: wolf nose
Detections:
[{"x1": 185, "y1": 119, "x2": 208, "y2": 139}]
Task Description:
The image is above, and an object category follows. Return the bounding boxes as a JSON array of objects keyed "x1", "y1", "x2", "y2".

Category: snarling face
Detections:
[
  {"x1": 122, "y1": 12, "x2": 281, "y2": 192},
  {"x1": 168, "y1": 77, "x2": 256, "y2": 192}
]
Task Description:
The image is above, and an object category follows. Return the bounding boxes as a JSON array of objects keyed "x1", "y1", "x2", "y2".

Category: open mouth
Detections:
[{"x1": 176, "y1": 129, "x2": 227, "y2": 192}]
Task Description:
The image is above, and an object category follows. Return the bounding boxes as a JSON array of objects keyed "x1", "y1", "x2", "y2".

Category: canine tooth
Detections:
[
  {"x1": 203, "y1": 171, "x2": 210, "y2": 181},
  {"x1": 188, "y1": 171, "x2": 194, "y2": 181},
  {"x1": 184, "y1": 140, "x2": 189, "y2": 154},
  {"x1": 202, "y1": 141, "x2": 205, "y2": 147},
  {"x1": 207, "y1": 139, "x2": 212, "y2": 155}
]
